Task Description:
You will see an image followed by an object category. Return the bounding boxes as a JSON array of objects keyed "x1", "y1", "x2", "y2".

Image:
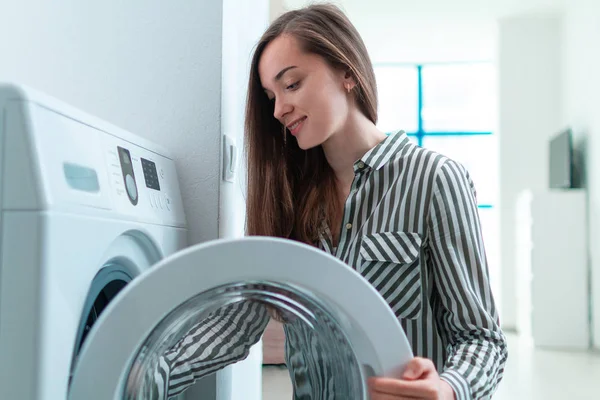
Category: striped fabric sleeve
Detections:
[
  {"x1": 152, "y1": 301, "x2": 270, "y2": 399},
  {"x1": 427, "y1": 160, "x2": 508, "y2": 400}
]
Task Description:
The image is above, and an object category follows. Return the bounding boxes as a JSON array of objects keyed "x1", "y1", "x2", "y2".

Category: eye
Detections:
[{"x1": 286, "y1": 81, "x2": 300, "y2": 91}]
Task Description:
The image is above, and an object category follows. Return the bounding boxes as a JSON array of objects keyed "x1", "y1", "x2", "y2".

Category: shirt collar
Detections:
[{"x1": 358, "y1": 130, "x2": 410, "y2": 171}]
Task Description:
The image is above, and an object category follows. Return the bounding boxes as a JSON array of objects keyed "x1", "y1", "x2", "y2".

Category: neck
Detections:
[{"x1": 321, "y1": 110, "x2": 386, "y2": 187}]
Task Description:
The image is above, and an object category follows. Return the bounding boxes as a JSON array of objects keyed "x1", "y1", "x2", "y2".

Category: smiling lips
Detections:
[{"x1": 287, "y1": 117, "x2": 307, "y2": 136}]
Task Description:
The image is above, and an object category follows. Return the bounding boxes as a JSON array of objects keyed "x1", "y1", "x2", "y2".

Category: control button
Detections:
[
  {"x1": 165, "y1": 196, "x2": 171, "y2": 211},
  {"x1": 149, "y1": 193, "x2": 155, "y2": 208},
  {"x1": 125, "y1": 174, "x2": 137, "y2": 201},
  {"x1": 108, "y1": 153, "x2": 119, "y2": 166},
  {"x1": 345, "y1": 223, "x2": 352, "y2": 230},
  {"x1": 155, "y1": 194, "x2": 163, "y2": 209},
  {"x1": 160, "y1": 168, "x2": 165, "y2": 178}
]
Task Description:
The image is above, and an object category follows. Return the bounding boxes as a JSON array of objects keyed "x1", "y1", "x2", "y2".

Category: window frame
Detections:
[{"x1": 375, "y1": 62, "x2": 494, "y2": 209}]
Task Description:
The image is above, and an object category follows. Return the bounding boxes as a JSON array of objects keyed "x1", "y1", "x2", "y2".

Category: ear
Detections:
[{"x1": 342, "y1": 69, "x2": 357, "y2": 91}]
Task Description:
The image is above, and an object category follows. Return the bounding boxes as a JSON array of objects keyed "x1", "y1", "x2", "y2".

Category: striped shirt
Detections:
[{"x1": 151, "y1": 131, "x2": 507, "y2": 399}]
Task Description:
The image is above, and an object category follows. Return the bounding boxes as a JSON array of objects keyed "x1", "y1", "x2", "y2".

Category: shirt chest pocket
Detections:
[{"x1": 359, "y1": 232, "x2": 423, "y2": 320}]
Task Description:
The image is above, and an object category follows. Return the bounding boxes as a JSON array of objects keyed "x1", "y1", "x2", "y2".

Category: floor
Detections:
[
  {"x1": 262, "y1": 366, "x2": 293, "y2": 400},
  {"x1": 262, "y1": 333, "x2": 600, "y2": 399}
]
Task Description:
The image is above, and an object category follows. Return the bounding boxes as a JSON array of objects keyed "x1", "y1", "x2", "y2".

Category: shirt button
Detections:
[
  {"x1": 357, "y1": 161, "x2": 365, "y2": 169},
  {"x1": 345, "y1": 223, "x2": 352, "y2": 230}
]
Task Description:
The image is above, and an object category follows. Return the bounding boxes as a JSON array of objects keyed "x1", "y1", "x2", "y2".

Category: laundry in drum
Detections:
[{"x1": 124, "y1": 282, "x2": 369, "y2": 399}]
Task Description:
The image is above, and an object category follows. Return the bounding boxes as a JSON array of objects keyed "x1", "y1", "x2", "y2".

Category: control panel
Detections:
[
  {"x1": 104, "y1": 136, "x2": 180, "y2": 221},
  {"x1": 21, "y1": 101, "x2": 185, "y2": 227}
]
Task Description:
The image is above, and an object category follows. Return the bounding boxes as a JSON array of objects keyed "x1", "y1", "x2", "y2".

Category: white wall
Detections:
[
  {"x1": 0, "y1": 0, "x2": 223, "y2": 246},
  {"x1": 219, "y1": 1, "x2": 270, "y2": 399},
  {"x1": 498, "y1": 14, "x2": 563, "y2": 330},
  {"x1": 357, "y1": 16, "x2": 497, "y2": 64},
  {"x1": 220, "y1": 0, "x2": 268, "y2": 240},
  {"x1": 283, "y1": 0, "x2": 565, "y2": 21},
  {"x1": 562, "y1": 0, "x2": 600, "y2": 349}
]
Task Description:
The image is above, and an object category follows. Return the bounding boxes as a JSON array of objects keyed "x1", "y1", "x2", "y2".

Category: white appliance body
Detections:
[{"x1": 0, "y1": 83, "x2": 187, "y2": 399}]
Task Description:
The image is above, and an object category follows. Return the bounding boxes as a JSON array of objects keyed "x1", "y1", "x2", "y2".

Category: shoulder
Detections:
[
  {"x1": 387, "y1": 137, "x2": 459, "y2": 182},
  {"x1": 385, "y1": 137, "x2": 475, "y2": 198}
]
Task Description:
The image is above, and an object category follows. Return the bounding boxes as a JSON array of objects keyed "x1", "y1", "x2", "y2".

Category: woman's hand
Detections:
[{"x1": 367, "y1": 357, "x2": 456, "y2": 400}]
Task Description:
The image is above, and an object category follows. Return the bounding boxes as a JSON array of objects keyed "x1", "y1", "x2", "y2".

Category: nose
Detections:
[{"x1": 273, "y1": 97, "x2": 292, "y2": 122}]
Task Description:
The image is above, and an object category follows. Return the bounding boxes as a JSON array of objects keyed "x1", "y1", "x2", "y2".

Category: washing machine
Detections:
[
  {"x1": 0, "y1": 83, "x2": 413, "y2": 400},
  {"x1": 0, "y1": 83, "x2": 187, "y2": 399}
]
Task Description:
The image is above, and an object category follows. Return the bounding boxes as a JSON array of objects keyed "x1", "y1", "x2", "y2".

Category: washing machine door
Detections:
[{"x1": 69, "y1": 237, "x2": 413, "y2": 400}]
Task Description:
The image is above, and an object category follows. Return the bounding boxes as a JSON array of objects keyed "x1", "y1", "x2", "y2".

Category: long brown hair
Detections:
[{"x1": 245, "y1": 3, "x2": 377, "y2": 244}]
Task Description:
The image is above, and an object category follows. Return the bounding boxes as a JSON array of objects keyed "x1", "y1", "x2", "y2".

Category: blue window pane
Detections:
[
  {"x1": 421, "y1": 134, "x2": 498, "y2": 206},
  {"x1": 421, "y1": 63, "x2": 496, "y2": 132},
  {"x1": 374, "y1": 66, "x2": 419, "y2": 133}
]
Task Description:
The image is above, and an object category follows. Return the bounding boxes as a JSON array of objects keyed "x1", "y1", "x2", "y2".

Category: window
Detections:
[
  {"x1": 374, "y1": 66, "x2": 419, "y2": 133},
  {"x1": 374, "y1": 63, "x2": 500, "y2": 301}
]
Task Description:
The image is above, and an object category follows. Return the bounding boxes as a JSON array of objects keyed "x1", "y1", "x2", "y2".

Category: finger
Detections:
[
  {"x1": 402, "y1": 357, "x2": 435, "y2": 380},
  {"x1": 369, "y1": 377, "x2": 438, "y2": 398}
]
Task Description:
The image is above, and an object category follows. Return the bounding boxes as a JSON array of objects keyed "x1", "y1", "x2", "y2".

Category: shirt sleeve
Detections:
[
  {"x1": 427, "y1": 159, "x2": 508, "y2": 400},
  {"x1": 149, "y1": 300, "x2": 270, "y2": 399}
]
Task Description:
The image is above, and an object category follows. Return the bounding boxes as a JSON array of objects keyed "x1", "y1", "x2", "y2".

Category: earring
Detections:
[{"x1": 345, "y1": 84, "x2": 351, "y2": 93}]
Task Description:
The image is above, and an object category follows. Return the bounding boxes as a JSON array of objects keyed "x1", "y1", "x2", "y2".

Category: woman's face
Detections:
[{"x1": 258, "y1": 34, "x2": 353, "y2": 150}]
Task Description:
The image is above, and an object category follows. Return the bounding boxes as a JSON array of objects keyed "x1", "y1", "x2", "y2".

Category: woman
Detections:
[{"x1": 146, "y1": 4, "x2": 507, "y2": 399}]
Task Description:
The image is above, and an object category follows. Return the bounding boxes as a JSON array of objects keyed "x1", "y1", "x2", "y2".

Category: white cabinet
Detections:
[{"x1": 530, "y1": 189, "x2": 590, "y2": 349}]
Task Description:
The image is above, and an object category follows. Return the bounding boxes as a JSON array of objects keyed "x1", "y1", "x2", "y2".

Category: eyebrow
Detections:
[
  {"x1": 263, "y1": 66, "x2": 299, "y2": 95},
  {"x1": 274, "y1": 66, "x2": 298, "y2": 81}
]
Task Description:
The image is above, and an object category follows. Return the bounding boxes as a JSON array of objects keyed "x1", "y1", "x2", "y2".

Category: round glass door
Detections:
[
  {"x1": 69, "y1": 237, "x2": 413, "y2": 400},
  {"x1": 69, "y1": 232, "x2": 163, "y2": 388},
  {"x1": 71, "y1": 266, "x2": 132, "y2": 370}
]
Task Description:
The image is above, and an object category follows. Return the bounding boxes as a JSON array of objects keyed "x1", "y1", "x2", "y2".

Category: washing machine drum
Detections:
[{"x1": 69, "y1": 237, "x2": 413, "y2": 400}]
